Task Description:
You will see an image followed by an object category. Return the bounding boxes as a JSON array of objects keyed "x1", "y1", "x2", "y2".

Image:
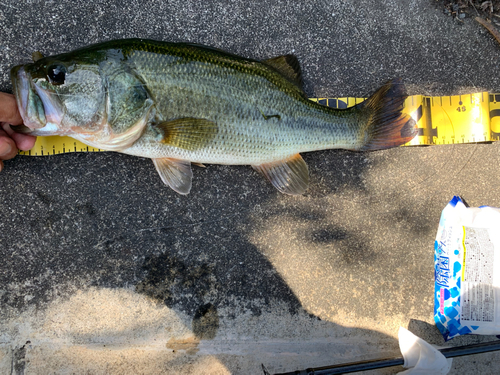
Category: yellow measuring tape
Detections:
[
  {"x1": 19, "y1": 92, "x2": 500, "y2": 156},
  {"x1": 313, "y1": 92, "x2": 500, "y2": 145}
]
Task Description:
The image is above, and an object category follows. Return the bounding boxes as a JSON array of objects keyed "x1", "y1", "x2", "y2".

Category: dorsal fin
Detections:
[
  {"x1": 32, "y1": 51, "x2": 44, "y2": 62},
  {"x1": 263, "y1": 55, "x2": 304, "y2": 91}
]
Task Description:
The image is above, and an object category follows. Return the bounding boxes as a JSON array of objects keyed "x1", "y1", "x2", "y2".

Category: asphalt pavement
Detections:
[{"x1": 1, "y1": 1, "x2": 500, "y2": 374}]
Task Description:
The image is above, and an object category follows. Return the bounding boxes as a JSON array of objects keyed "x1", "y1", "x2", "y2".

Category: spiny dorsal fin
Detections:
[
  {"x1": 252, "y1": 154, "x2": 309, "y2": 195},
  {"x1": 156, "y1": 118, "x2": 218, "y2": 151},
  {"x1": 152, "y1": 158, "x2": 192, "y2": 195},
  {"x1": 263, "y1": 55, "x2": 304, "y2": 91},
  {"x1": 32, "y1": 51, "x2": 44, "y2": 62}
]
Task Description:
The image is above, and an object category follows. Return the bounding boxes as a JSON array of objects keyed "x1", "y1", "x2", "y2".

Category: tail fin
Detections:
[{"x1": 357, "y1": 78, "x2": 417, "y2": 151}]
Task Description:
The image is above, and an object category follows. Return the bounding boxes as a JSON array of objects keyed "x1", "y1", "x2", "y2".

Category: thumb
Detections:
[{"x1": 0, "y1": 92, "x2": 23, "y2": 125}]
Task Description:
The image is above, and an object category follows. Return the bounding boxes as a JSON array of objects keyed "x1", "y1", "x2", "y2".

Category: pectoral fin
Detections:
[
  {"x1": 153, "y1": 158, "x2": 193, "y2": 195},
  {"x1": 252, "y1": 154, "x2": 309, "y2": 195},
  {"x1": 156, "y1": 118, "x2": 218, "y2": 151}
]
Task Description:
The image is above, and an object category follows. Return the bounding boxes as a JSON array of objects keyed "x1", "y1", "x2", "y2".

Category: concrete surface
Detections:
[{"x1": 1, "y1": 0, "x2": 500, "y2": 374}]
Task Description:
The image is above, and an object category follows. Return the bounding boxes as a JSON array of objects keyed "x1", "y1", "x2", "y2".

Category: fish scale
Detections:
[{"x1": 125, "y1": 51, "x2": 360, "y2": 163}]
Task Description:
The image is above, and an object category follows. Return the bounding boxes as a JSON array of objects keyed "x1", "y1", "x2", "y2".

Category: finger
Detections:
[
  {"x1": 2, "y1": 122, "x2": 37, "y2": 151},
  {"x1": 12, "y1": 132, "x2": 37, "y2": 150},
  {"x1": 0, "y1": 160, "x2": 4, "y2": 172},
  {"x1": 0, "y1": 134, "x2": 18, "y2": 160},
  {"x1": 0, "y1": 92, "x2": 23, "y2": 125}
]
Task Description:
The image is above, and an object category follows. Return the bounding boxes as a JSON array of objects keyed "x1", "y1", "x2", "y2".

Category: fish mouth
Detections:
[
  {"x1": 10, "y1": 65, "x2": 64, "y2": 134},
  {"x1": 11, "y1": 65, "x2": 44, "y2": 129}
]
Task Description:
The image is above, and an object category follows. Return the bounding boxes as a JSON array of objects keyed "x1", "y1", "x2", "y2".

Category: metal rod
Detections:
[
  {"x1": 269, "y1": 339, "x2": 500, "y2": 375},
  {"x1": 440, "y1": 340, "x2": 500, "y2": 358}
]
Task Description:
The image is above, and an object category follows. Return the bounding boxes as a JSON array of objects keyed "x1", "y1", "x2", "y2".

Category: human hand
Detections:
[{"x1": 0, "y1": 92, "x2": 36, "y2": 171}]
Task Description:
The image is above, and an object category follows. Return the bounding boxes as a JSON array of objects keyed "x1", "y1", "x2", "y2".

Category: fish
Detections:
[{"x1": 11, "y1": 39, "x2": 416, "y2": 195}]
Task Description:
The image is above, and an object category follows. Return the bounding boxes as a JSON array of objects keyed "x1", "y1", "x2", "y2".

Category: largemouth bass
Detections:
[{"x1": 11, "y1": 39, "x2": 416, "y2": 195}]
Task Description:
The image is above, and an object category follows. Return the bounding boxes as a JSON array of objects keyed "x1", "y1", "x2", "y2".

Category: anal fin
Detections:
[
  {"x1": 153, "y1": 158, "x2": 193, "y2": 195},
  {"x1": 252, "y1": 154, "x2": 309, "y2": 195}
]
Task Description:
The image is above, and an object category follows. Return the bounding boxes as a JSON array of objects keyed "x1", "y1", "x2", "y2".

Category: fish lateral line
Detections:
[{"x1": 259, "y1": 110, "x2": 282, "y2": 121}]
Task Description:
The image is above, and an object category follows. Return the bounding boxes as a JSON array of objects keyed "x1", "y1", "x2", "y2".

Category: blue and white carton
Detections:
[{"x1": 434, "y1": 196, "x2": 500, "y2": 340}]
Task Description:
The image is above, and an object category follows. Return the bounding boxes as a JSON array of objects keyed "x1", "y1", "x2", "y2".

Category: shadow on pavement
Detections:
[{"x1": 0, "y1": 150, "x2": 421, "y2": 373}]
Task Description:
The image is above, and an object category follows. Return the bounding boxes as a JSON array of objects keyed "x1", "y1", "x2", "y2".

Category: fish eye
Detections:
[{"x1": 47, "y1": 64, "x2": 66, "y2": 85}]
